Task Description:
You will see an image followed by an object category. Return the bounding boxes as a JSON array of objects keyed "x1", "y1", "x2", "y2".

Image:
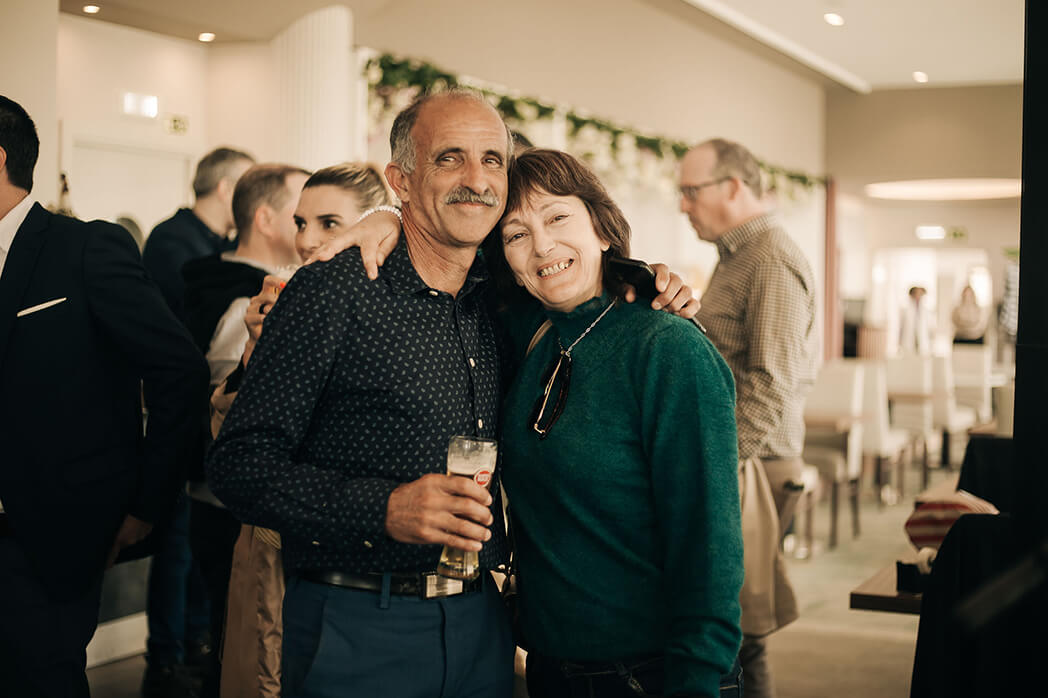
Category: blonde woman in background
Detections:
[
  {"x1": 952, "y1": 285, "x2": 987, "y2": 344},
  {"x1": 214, "y1": 163, "x2": 393, "y2": 698}
]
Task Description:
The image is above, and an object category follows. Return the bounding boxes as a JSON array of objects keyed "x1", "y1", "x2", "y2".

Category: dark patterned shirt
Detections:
[
  {"x1": 206, "y1": 237, "x2": 507, "y2": 575},
  {"x1": 696, "y1": 214, "x2": 817, "y2": 460}
]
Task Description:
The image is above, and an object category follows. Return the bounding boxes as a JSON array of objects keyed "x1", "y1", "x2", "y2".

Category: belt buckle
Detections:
[{"x1": 420, "y1": 573, "x2": 464, "y2": 599}]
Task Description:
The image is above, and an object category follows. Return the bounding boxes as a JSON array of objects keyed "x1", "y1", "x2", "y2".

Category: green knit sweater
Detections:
[{"x1": 501, "y1": 294, "x2": 743, "y2": 696}]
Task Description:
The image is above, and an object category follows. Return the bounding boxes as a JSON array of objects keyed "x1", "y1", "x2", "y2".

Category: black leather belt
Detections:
[{"x1": 300, "y1": 569, "x2": 484, "y2": 599}]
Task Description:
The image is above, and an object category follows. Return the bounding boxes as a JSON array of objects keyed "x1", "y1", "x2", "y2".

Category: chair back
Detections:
[
  {"x1": 861, "y1": 361, "x2": 892, "y2": 449},
  {"x1": 805, "y1": 360, "x2": 865, "y2": 478},
  {"x1": 952, "y1": 344, "x2": 993, "y2": 421},
  {"x1": 931, "y1": 354, "x2": 967, "y2": 426},
  {"x1": 884, "y1": 355, "x2": 933, "y2": 433},
  {"x1": 805, "y1": 360, "x2": 864, "y2": 419},
  {"x1": 995, "y1": 381, "x2": 1015, "y2": 436}
]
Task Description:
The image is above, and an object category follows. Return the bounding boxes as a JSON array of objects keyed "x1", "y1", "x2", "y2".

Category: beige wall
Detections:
[
  {"x1": 826, "y1": 84, "x2": 1022, "y2": 304},
  {"x1": 207, "y1": 43, "x2": 277, "y2": 162},
  {"x1": 356, "y1": 0, "x2": 825, "y2": 173},
  {"x1": 355, "y1": 0, "x2": 827, "y2": 303},
  {"x1": 1, "y1": 0, "x2": 59, "y2": 206},
  {"x1": 827, "y1": 84, "x2": 1022, "y2": 193}
]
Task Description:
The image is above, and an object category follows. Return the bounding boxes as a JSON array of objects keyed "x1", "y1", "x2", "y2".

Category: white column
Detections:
[
  {"x1": 0, "y1": 0, "x2": 59, "y2": 206},
  {"x1": 272, "y1": 6, "x2": 357, "y2": 171}
]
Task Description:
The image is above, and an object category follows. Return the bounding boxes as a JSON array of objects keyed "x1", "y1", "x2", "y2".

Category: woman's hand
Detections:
[
  {"x1": 623, "y1": 263, "x2": 700, "y2": 319},
  {"x1": 306, "y1": 210, "x2": 402, "y2": 280},
  {"x1": 242, "y1": 275, "x2": 285, "y2": 365}
]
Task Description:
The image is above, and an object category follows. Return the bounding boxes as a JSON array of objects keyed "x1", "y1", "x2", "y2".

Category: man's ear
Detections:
[
  {"x1": 253, "y1": 204, "x2": 274, "y2": 237},
  {"x1": 0, "y1": 145, "x2": 7, "y2": 184},
  {"x1": 725, "y1": 177, "x2": 744, "y2": 201},
  {"x1": 385, "y1": 162, "x2": 410, "y2": 204},
  {"x1": 218, "y1": 176, "x2": 237, "y2": 203}
]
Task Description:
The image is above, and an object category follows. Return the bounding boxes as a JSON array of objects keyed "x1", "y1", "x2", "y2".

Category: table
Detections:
[
  {"x1": 804, "y1": 413, "x2": 860, "y2": 432},
  {"x1": 849, "y1": 473, "x2": 959, "y2": 615},
  {"x1": 886, "y1": 391, "x2": 934, "y2": 403},
  {"x1": 954, "y1": 371, "x2": 1009, "y2": 389},
  {"x1": 849, "y1": 562, "x2": 923, "y2": 614}
]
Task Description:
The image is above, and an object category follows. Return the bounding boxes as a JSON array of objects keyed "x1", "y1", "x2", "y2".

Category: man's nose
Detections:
[{"x1": 461, "y1": 158, "x2": 489, "y2": 195}]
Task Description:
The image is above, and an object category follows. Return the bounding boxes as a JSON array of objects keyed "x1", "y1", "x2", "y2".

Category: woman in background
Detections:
[{"x1": 952, "y1": 285, "x2": 987, "y2": 344}]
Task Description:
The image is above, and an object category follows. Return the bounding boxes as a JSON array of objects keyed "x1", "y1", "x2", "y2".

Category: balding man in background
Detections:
[{"x1": 680, "y1": 138, "x2": 817, "y2": 698}]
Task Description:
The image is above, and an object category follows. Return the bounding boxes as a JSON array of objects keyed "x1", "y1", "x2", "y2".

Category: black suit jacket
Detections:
[{"x1": 0, "y1": 203, "x2": 208, "y2": 600}]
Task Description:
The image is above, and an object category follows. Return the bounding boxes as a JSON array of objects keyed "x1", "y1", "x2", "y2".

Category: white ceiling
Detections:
[
  {"x1": 60, "y1": 0, "x2": 1026, "y2": 93},
  {"x1": 682, "y1": 0, "x2": 1025, "y2": 92}
]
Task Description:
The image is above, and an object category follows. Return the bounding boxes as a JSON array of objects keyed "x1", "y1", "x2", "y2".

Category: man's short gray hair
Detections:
[
  {"x1": 192, "y1": 147, "x2": 255, "y2": 198},
  {"x1": 704, "y1": 138, "x2": 763, "y2": 199},
  {"x1": 389, "y1": 88, "x2": 513, "y2": 174}
]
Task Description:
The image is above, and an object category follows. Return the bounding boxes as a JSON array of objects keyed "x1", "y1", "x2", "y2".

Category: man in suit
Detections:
[{"x1": 0, "y1": 95, "x2": 208, "y2": 696}]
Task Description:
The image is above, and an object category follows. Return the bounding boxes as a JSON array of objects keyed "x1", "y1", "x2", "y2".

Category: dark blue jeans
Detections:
[
  {"x1": 282, "y1": 574, "x2": 515, "y2": 698},
  {"x1": 145, "y1": 495, "x2": 211, "y2": 665},
  {"x1": 526, "y1": 651, "x2": 743, "y2": 697}
]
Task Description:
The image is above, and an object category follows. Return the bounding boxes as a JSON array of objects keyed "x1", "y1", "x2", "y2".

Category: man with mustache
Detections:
[{"x1": 207, "y1": 90, "x2": 516, "y2": 697}]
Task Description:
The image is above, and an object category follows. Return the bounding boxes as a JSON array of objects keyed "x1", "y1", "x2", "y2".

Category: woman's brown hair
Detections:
[{"x1": 483, "y1": 148, "x2": 632, "y2": 301}]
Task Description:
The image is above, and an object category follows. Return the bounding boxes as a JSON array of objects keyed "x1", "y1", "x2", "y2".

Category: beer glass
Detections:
[{"x1": 436, "y1": 435, "x2": 497, "y2": 580}]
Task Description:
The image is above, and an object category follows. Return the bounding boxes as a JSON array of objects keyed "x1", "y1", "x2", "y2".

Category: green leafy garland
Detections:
[{"x1": 366, "y1": 52, "x2": 824, "y2": 194}]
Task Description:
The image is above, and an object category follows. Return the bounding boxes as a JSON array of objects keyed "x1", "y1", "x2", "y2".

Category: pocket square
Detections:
[{"x1": 17, "y1": 297, "x2": 68, "y2": 317}]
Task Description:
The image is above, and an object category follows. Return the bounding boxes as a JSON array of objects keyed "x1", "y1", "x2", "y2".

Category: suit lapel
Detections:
[{"x1": 0, "y1": 203, "x2": 50, "y2": 362}]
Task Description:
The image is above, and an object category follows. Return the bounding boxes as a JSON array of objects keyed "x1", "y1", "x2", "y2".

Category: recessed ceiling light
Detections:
[
  {"x1": 83, "y1": 4, "x2": 100, "y2": 13},
  {"x1": 913, "y1": 71, "x2": 929, "y2": 83},
  {"x1": 823, "y1": 13, "x2": 845, "y2": 27},
  {"x1": 865, "y1": 179, "x2": 1022, "y2": 201},
  {"x1": 198, "y1": 32, "x2": 216, "y2": 42}
]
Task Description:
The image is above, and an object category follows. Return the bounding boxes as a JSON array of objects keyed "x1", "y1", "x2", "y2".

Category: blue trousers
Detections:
[
  {"x1": 145, "y1": 495, "x2": 211, "y2": 665},
  {"x1": 282, "y1": 574, "x2": 515, "y2": 698}
]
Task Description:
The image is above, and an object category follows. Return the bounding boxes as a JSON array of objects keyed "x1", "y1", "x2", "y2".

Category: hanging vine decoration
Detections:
[{"x1": 366, "y1": 53, "x2": 825, "y2": 193}]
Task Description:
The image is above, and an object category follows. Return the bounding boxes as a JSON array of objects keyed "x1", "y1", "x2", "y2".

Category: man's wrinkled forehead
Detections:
[{"x1": 413, "y1": 96, "x2": 510, "y2": 161}]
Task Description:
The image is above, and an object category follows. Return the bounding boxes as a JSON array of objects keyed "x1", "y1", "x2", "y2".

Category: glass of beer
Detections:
[{"x1": 437, "y1": 435, "x2": 498, "y2": 581}]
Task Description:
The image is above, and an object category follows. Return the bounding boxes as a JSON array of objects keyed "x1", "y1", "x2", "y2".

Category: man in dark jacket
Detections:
[
  {"x1": 0, "y1": 94, "x2": 208, "y2": 697},
  {"x1": 143, "y1": 147, "x2": 255, "y2": 319}
]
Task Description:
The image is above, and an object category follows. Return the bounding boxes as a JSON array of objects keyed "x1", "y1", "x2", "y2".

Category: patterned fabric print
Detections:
[
  {"x1": 206, "y1": 236, "x2": 507, "y2": 575},
  {"x1": 695, "y1": 214, "x2": 818, "y2": 461}
]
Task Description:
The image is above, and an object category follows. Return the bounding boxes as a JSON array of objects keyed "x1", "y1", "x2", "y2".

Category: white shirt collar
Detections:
[{"x1": 0, "y1": 194, "x2": 36, "y2": 256}]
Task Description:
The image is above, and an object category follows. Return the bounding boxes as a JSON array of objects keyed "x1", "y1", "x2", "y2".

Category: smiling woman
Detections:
[
  {"x1": 485, "y1": 149, "x2": 631, "y2": 306},
  {"x1": 489, "y1": 149, "x2": 745, "y2": 697}
]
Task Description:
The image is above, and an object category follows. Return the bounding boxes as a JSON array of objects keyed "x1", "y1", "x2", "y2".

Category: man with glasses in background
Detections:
[{"x1": 679, "y1": 138, "x2": 818, "y2": 698}]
